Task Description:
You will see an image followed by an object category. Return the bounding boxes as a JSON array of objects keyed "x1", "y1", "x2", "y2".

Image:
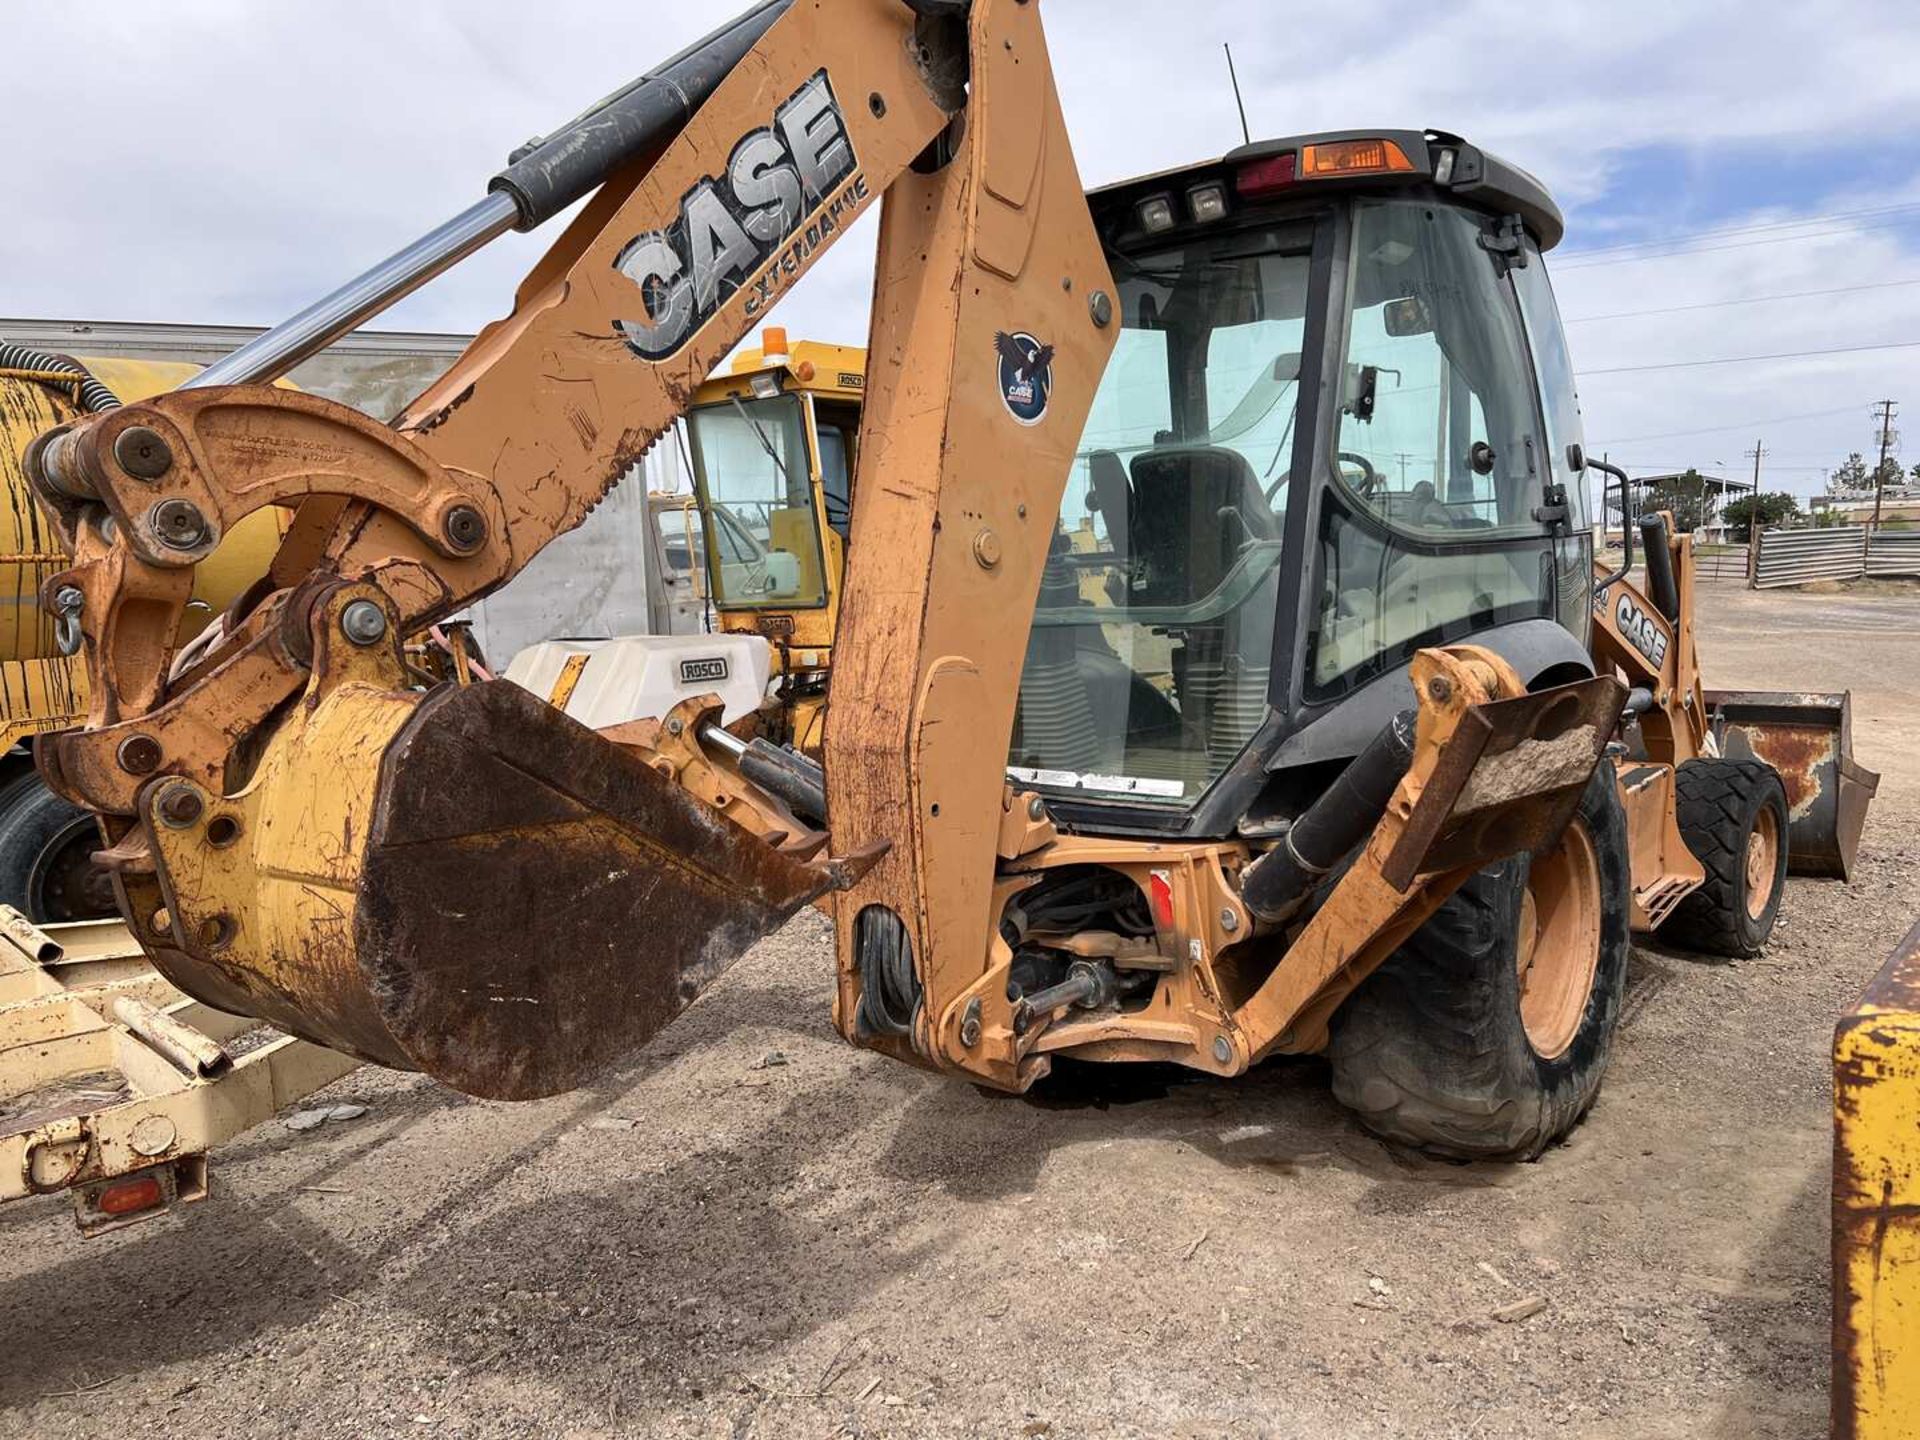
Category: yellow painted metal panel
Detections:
[
  {"x1": 1834, "y1": 915, "x2": 1920, "y2": 1439},
  {"x1": 0, "y1": 358, "x2": 286, "y2": 734}
]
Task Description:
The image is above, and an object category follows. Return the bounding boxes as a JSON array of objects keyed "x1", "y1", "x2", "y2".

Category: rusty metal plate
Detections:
[
  {"x1": 1708, "y1": 690, "x2": 1880, "y2": 881},
  {"x1": 1383, "y1": 677, "x2": 1625, "y2": 892},
  {"x1": 356, "y1": 681, "x2": 851, "y2": 1101}
]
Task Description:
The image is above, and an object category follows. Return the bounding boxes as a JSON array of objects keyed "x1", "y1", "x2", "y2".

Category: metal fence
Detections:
[
  {"x1": 1750, "y1": 525, "x2": 1920, "y2": 588},
  {"x1": 1867, "y1": 529, "x2": 1920, "y2": 579}
]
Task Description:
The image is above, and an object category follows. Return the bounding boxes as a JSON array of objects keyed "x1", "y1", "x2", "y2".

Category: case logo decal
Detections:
[
  {"x1": 613, "y1": 70, "x2": 862, "y2": 359},
  {"x1": 995, "y1": 331, "x2": 1056, "y2": 426},
  {"x1": 1612, "y1": 591, "x2": 1670, "y2": 668}
]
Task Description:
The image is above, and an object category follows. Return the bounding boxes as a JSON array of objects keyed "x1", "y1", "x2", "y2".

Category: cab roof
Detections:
[
  {"x1": 1094, "y1": 128, "x2": 1565, "y2": 253},
  {"x1": 696, "y1": 332, "x2": 866, "y2": 404}
]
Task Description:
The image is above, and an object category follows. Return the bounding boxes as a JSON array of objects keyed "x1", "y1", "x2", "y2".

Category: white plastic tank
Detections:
[{"x1": 504, "y1": 633, "x2": 771, "y2": 728}]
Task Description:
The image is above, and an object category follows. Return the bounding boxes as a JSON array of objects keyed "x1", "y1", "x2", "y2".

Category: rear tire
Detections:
[
  {"x1": 1327, "y1": 768, "x2": 1632, "y2": 1161},
  {"x1": 0, "y1": 779, "x2": 116, "y2": 924},
  {"x1": 1656, "y1": 758, "x2": 1788, "y2": 958}
]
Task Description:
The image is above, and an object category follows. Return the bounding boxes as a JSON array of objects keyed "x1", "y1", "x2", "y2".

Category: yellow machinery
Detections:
[
  {"x1": 680, "y1": 328, "x2": 863, "y2": 749},
  {"x1": 0, "y1": 352, "x2": 281, "y2": 921},
  {"x1": 1, "y1": 0, "x2": 1878, "y2": 1259},
  {"x1": 1834, "y1": 918, "x2": 1920, "y2": 1440},
  {"x1": 0, "y1": 353, "x2": 345, "y2": 1232}
]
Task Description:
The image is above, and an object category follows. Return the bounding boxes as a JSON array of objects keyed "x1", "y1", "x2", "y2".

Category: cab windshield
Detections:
[
  {"x1": 686, "y1": 394, "x2": 829, "y2": 609},
  {"x1": 1009, "y1": 225, "x2": 1312, "y2": 806},
  {"x1": 1310, "y1": 201, "x2": 1556, "y2": 697}
]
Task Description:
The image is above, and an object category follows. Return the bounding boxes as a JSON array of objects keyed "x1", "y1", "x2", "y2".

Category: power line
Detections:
[
  {"x1": 1555, "y1": 210, "x2": 1920, "y2": 271},
  {"x1": 1564, "y1": 277, "x2": 1920, "y2": 324},
  {"x1": 1599, "y1": 405, "x2": 1864, "y2": 445},
  {"x1": 1559, "y1": 201, "x2": 1920, "y2": 261},
  {"x1": 1581, "y1": 339, "x2": 1920, "y2": 376},
  {"x1": 1605, "y1": 461, "x2": 1836, "y2": 471}
]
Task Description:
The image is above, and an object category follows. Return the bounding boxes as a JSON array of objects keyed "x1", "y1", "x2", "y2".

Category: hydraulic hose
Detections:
[{"x1": 0, "y1": 344, "x2": 121, "y2": 414}]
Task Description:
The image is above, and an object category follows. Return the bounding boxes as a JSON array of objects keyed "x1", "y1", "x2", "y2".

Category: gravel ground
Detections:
[{"x1": 2, "y1": 579, "x2": 1916, "y2": 1440}]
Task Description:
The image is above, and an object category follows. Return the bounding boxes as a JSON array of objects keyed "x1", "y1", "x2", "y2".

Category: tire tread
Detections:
[
  {"x1": 1658, "y1": 758, "x2": 1786, "y2": 958},
  {"x1": 1327, "y1": 770, "x2": 1632, "y2": 1161}
]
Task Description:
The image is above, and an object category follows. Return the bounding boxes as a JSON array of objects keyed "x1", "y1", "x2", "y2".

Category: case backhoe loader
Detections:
[{"x1": 13, "y1": 0, "x2": 1879, "y2": 1211}]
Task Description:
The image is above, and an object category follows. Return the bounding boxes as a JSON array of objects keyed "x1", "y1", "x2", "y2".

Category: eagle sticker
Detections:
[{"x1": 995, "y1": 331, "x2": 1055, "y2": 426}]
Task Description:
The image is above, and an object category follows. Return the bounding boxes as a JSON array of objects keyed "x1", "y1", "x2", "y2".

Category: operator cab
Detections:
[
  {"x1": 1010, "y1": 130, "x2": 1593, "y2": 834},
  {"x1": 682, "y1": 330, "x2": 862, "y2": 653}
]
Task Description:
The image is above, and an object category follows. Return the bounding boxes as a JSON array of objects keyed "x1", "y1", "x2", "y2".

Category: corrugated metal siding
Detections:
[
  {"x1": 1866, "y1": 530, "x2": 1920, "y2": 579},
  {"x1": 1752, "y1": 528, "x2": 1870, "y2": 588}
]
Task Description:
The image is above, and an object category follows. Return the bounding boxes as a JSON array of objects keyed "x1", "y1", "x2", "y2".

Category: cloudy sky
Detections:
[{"x1": 9, "y1": 0, "x2": 1920, "y2": 500}]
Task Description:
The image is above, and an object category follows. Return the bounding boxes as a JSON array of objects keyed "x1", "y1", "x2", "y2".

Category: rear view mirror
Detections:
[{"x1": 1384, "y1": 296, "x2": 1433, "y2": 337}]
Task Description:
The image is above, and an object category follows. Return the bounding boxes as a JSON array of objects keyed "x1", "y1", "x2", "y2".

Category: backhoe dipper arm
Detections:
[{"x1": 25, "y1": 0, "x2": 1118, "y2": 1101}]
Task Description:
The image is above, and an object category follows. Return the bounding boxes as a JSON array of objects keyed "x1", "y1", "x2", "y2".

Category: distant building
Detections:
[
  {"x1": 1, "y1": 317, "x2": 690, "y2": 661},
  {"x1": 1812, "y1": 492, "x2": 1920, "y2": 528},
  {"x1": 1599, "y1": 470, "x2": 1753, "y2": 541},
  {"x1": 0, "y1": 315, "x2": 470, "y2": 422}
]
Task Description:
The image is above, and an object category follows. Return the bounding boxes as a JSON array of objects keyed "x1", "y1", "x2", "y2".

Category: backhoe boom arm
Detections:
[{"x1": 26, "y1": 0, "x2": 1120, "y2": 1099}]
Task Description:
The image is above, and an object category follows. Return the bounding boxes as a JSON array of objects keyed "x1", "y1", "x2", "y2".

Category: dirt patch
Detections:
[{"x1": 2, "y1": 582, "x2": 1915, "y2": 1439}]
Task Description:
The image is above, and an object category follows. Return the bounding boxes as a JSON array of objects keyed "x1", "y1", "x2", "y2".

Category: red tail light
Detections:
[
  {"x1": 1148, "y1": 870, "x2": 1176, "y2": 930},
  {"x1": 97, "y1": 1175, "x2": 165, "y2": 1217},
  {"x1": 1235, "y1": 152, "x2": 1297, "y2": 199}
]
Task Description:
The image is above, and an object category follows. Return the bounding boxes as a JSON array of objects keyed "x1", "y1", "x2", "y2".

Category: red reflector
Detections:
[
  {"x1": 1235, "y1": 152, "x2": 1297, "y2": 199},
  {"x1": 97, "y1": 1175, "x2": 164, "y2": 1217},
  {"x1": 1148, "y1": 870, "x2": 1176, "y2": 930}
]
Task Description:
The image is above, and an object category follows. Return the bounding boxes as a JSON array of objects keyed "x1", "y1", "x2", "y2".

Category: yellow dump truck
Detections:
[{"x1": 0, "y1": 349, "x2": 280, "y2": 921}]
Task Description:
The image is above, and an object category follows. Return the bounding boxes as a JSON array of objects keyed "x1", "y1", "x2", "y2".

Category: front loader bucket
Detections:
[
  {"x1": 1707, "y1": 690, "x2": 1880, "y2": 880},
  {"x1": 141, "y1": 680, "x2": 863, "y2": 1101}
]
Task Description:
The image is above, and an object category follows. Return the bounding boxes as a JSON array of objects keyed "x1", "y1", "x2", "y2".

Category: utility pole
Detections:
[
  {"x1": 1743, "y1": 441, "x2": 1765, "y2": 539},
  {"x1": 1872, "y1": 399, "x2": 1898, "y2": 531}
]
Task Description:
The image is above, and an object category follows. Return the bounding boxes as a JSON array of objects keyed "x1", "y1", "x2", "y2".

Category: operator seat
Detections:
[{"x1": 1129, "y1": 445, "x2": 1278, "y2": 606}]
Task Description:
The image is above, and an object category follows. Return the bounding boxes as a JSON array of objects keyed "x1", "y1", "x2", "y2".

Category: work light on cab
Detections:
[
  {"x1": 1186, "y1": 181, "x2": 1229, "y2": 223},
  {"x1": 1138, "y1": 192, "x2": 1177, "y2": 234}
]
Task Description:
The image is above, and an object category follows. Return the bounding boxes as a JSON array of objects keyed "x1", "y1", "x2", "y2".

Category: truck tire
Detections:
[
  {"x1": 1656, "y1": 758, "x2": 1788, "y2": 959},
  {"x1": 1327, "y1": 768, "x2": 1632, "y2": 1161},
  {"x1": 0, "y1": 778, "x2": 116, "y2": 924}
]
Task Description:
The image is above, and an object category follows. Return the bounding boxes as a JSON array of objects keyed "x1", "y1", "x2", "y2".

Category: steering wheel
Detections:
[{"x1": 1337, "y1": 451, "x2": 1381, "y2": 497}]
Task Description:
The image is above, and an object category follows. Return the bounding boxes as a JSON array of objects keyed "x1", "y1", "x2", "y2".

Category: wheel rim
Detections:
[
  {"x1": 1516, "y1": 819, "x2": 1603, "y2": 1061},
  {"x1": 1744, "y1": 805, "x2": 1781, "y2": 922},
  {"x1": 28, "y1": 816, "x2": 118, "y2": 923}
]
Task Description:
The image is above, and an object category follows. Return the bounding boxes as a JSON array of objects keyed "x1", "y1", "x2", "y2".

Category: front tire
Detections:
[
  {"x1": 1656, "y1": 758, "x2": 1787, "y2": 958},
  {"x1": 1327, "y1": 768, "x2": 1632, "y2": 1161}
]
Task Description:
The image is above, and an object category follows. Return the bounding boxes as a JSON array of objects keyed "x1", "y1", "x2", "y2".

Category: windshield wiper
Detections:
[{"x1": 729, "y1": 395, "x2": 799, "y2": 496}]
